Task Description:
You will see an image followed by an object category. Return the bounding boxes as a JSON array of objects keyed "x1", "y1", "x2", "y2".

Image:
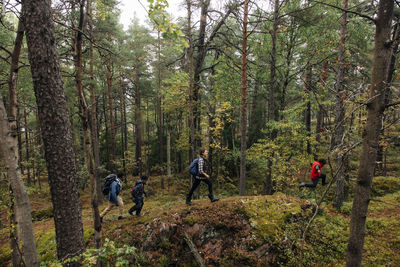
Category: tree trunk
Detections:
[
  {"x1": 316, "y1": 61, "x2": 327, "y2": 143},
  {"x1": 22, "y1": 0, "x2": 85, "y2": 262},
  {"x1": 239, "y1": 0, "x2": 249, "y2": 196},
  {"x1": 74, "y1": 0, "x2": 102, "y2": 249},
  {"x1": 106, "y1": 61, "x2": 116, "y2": 159},
  {"x1": 304, "y1": 66, "x2": 312, "y2": 155},
  {"x1": 1, "y1": 95, "x2": 39, "y2": 266},
  {"x1": 135, "y1": 72, "x2": 143, "y2": 177},
  {"x1": 3, "y1": 15, "x2": 39, "y2": 266},
  {"x1": 87, "y1": 1, "x2": 102, "y2": 203},
  {"x1": 23, "y1": 103, "x2": 31, "y2": 185},
  {"x1": 346, "y1": 1, "x2": 394, "y2": 266},
  {"x1": 334, "y1": 0, "x2": 348, "y2": 210},
  {"x1": 9, "y1": 190, "x2": 23, "y2": 267},
  {"x1": 157, "y1": 30, "x2": 164, "y2": 169},
  {"x1": 187, "y1": 0, "x2": 195, "y2": 162}
]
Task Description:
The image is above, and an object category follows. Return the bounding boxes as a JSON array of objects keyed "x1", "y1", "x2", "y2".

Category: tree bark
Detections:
[
  {"x1": 334, "y1": 0, "x2": 348, "y2": 209},
  {"x1": 304, "y1": 66, "x2": 312, "y2": 155},
  {"x1": 106, "y1": 61, "x2": 116, "y2": 159},
  {"x1": 87, "y1": 1, "x2": 102, "y2": 203},
  {"x1": 1, "y1": 95, "x2": 39, "y2": 266},
  {"x1": 135, "y1": 72, "x2": 143, "y2": 177},
  {"x1": 346, "y1": 1, "x2": 394, "y2": 266},
  {"x1": 22, "y1": 0, "x2": 85, "y2": 262},
  {"x1": 187, "y1": 0, "x2": 195, "y2": 163},
  {"x1": 239, "y1": 0, "x2": 249, "y2": 196},
  {"x1": 3, "y1": 14, "x2": 39, "y2": 266},
  {"x1": 74, "y1": 0, "x2": 102, "y2": 249}
]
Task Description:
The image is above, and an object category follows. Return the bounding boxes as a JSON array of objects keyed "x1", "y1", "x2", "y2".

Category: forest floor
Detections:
[{"x1": 1, "y1": 172, "x2": 400, "y2": 266}]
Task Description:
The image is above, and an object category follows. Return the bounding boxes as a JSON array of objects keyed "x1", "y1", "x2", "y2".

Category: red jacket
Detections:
[{"x1": 310, "y1": 161, "x2": 323, "y2": 179}]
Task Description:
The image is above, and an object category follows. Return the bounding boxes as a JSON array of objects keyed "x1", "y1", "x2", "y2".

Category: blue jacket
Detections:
[
  {"x1": 107, "y1": 179, "x2": 121, "y2": 205},
  {"x1": 131, "y1": 180, "x2": 146, "y2": 199}
]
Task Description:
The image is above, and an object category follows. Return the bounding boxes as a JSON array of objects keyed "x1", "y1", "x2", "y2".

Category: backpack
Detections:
[
  {"x1": 102, "y1": 174, "x2": 117, "y2": 195},
  {"x1": 189, "y1": 158, "x2": 199, "y2": 176}
]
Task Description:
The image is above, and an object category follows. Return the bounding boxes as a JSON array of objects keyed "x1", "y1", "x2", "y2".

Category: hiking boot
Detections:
[
  {"x1": 211, "y1": 197, "x2": 219, "y2": 202},
  {"x1": 208, "y1": 194, "x2": 219, "y2": 202},
  {"x1": 128, "y1": 210, "x2": 133, "y2": 216},
  {"x1": 186, "y1": 200, "x2": 194, "y2": 205},
  {"x1": 118, "y1": 216, "x2": 126, "y2": 220},
  {"x1": 299, "y1": 182, "x2": 306, "y2": 188}
]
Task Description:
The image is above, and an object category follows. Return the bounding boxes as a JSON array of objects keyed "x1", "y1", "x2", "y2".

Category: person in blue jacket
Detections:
[
  {"x1": 100, "y1": 172, "x2": 126, "y2": 222},
  {"x1": 128, "y1": 175, "x2": 149, "y2": 216}
]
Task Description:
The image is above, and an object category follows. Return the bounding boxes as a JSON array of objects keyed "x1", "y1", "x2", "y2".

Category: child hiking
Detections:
[
  {"x1": 186, "y1": 148, "x2": 219, "y2": 205},
  {"x1": 129, "y1": 175, "x2": 148, "y2": 217},
  {"x1": 299, "y1": 159, "x2": 327, "y2": 188},
  {"x1": 100, "y1": 172, "x2": 126, "y2": 222}
]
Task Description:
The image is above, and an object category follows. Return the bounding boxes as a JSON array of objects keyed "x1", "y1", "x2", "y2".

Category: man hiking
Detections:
[
  {"x1": 299, "y1": 158, "x2": 327, "y2": 188},
  {"x1": 129, "y1": 175, "x2": 148, "y2": 217},
  {"x1": 186, "y1": 148, "x2": 219, "y2": 205},
  {"x1": 100, "y1": 172, "x2": 126, "y2": 222}
]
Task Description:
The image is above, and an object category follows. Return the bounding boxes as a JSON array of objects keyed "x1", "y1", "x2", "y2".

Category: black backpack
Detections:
[{"x1": 102, "y1": 174, "x2": 117, "y2": 195}]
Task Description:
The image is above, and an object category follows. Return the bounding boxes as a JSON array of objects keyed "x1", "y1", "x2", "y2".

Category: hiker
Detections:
[
  {"x1": 100, "y1": 172, "x2": 126, "y2": 222},
  {"x1": 186, "y1": 148, "x2": 219, "y2": 205},
  {"x1": 299, "y1": 159, "x2": 327, "y2": 188},
  {"x1": 128, "y1": 175, "x2": 148, "y2": 216}
]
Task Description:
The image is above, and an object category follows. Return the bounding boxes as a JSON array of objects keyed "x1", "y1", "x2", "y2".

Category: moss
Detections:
[
  {"x1": 241, "y1": 195, "x2": 303, "y2": 243},
  {"x1": 0, "y1": 245, "x2": 11, "y2": 266},
  {"x1": 183, "y1": 216, "x2": 197, "y2": 226},
  {"x1": 31, "y1": 206, "x2": 53, "y2": 221},
  {"x1": 372, "y1": 176, "x2": 400, "y2": 197},
  {"x1": 36, "y1": 229, "x2": 57, "y2": 263}
]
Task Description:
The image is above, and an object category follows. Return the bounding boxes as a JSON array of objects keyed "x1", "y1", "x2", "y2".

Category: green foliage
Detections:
[
  {"x1": 41, "y1": 239, "x2": 144, "y2": 267},
  {"x1": 31, "y1": 207, "x2": 53, "y2": 222},
  {"x1": 372, "y1": 176, "x2": 400, "y2": 197}
]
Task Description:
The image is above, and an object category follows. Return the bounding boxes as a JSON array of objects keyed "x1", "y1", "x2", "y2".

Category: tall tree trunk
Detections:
[
  {"x1": 74, "y1": 0, "x2": 102, "y2": 249},
  {"x1": 265, "y1": 0, "x2": 280, "y2": 195},
  {"x1": 135, "y1": 72, "x2": 143, "y2": 177},
  {"x1": 304, "y1": 65, "x2": 312, "y2": 155},
  {"x1": 316, "y1": 61, "x2": 328, "y2": 143},
  {"x1": 334, "y1": 0, "x2": 348, "y2": 209},
  {"x1": 9, "y1": 190, "x2": 22, "y2": 267},
  {"x1": 2, "y1": 15, "x2": 39, "y2": 266},
  {"x1": 1, "y1": 96, "x2": 39, "y2": 266},
  {"x1": 23, "y1": 103, "x2": 31, "y2": 185},
  {"x1": 239, "y1": 0, "x2": 249, "y2": 196},
  {"x1": 187, "y1": 0, "x2": 195, "y2": 162},
  {"x1": 106, "y1": 61, "x2": 116, "y2": 159},
  {"x1": 157, "y1": 30, "x2": 164, "y2": 168},
  {"x1": 119, "y1": 74, "x2": 127, "y2": 177},
  {"x1": 22, "y1": 0, "x2": 85, "y2": 262},
  {"x1": 87, "y1": 1, "x2": 102, "y2": 203},
  {"x1": 346, "y1": 1, "x2": 394, "y2": 266}
]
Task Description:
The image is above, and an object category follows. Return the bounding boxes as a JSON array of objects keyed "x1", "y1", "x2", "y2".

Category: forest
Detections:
[{"x1": 0, "y1": 0, "x2": 400, "y2": 266}]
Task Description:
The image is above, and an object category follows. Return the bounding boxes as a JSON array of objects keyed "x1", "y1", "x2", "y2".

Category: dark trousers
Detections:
[
  {"x1": 187, "y1": 177, "x2": 213, "y2": 200},
  {"x1": 129, "y1": 197, "x2": 144, "y2": 215},
  {"x1": 304, "y1": 174, "x2": 327, "y2": 188}
]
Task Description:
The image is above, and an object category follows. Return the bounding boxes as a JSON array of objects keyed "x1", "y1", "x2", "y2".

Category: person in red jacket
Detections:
[{"x1": 299, "y1": 159, "x2": 327, "y2": 188}]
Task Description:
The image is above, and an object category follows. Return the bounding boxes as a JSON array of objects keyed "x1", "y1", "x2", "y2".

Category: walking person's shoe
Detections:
[
  {"x1": 186, "y1": 195, "x2": 194, "y2": 205},
  {"x1": 128, "y1": 210, "x2": 133, "y2": 216},
  {"x1": 208, "y1": 194, "x2": 219, "y2": 202},
  {"x1": 299, "y1": 182, "x2": 305, "y2": 188}
]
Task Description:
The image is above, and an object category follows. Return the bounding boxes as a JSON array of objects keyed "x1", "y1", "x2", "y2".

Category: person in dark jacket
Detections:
[
  {"x1": 100, "y1": 172, "x2": 126, "y2": 222},
  {"x1": 299, "y1": 159, "x2": 327, "y2": 188},
  {"x1": 128, "y1": 175, "x2": 149, "y2": 216},
  {"x1": 186, "y1": 148, "x2": 219, "y2": 205}
]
